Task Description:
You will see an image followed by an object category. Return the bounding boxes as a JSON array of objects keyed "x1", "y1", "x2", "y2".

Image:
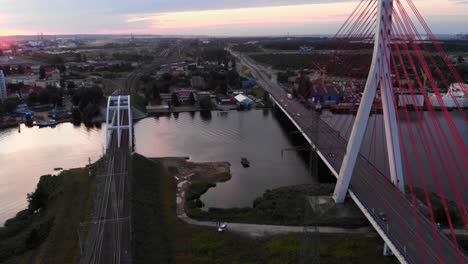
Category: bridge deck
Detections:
[
  {"x1": 235, "y1": 51, "x2": 467, "y2": 264},
  {"x1": 81, "y1": 110, "x2": 132, "y2": 264}
]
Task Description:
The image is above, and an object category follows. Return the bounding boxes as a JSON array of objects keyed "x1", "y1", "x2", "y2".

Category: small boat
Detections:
[
  {"x1": 54, "y1": 167, "x2": 63, "y2": 171},
  {"x1": 36, "y1": 119, "x2": 58, "y2": 128},
  {"x1": 241, "y1": 157, "x2": 250, "y2": 167}
]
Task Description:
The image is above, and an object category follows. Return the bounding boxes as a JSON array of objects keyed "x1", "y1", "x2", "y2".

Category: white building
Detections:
[
  {"x1": 36, "y1": 80, "x2": 61, "y2": 89},
  {"x1": 6, "y1": 74, "x2": 38, "y2": 86},
  {"x1": 234, "y1": 94, "x2": 253, "y2": 107},
  {"x1": 0, "y1": 70, "x2": 6, "y2": 101}
]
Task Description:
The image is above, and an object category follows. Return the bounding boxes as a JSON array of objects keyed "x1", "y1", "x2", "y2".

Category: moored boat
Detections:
[
  {"x1": 241, "y1": 157, "x2": 250, "y2": 167},
  {"x1": 35, "y1": 119, "x2": 58, "y2": 128}
]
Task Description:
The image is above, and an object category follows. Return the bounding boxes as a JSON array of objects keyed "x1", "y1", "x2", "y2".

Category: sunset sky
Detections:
[{"x1": 0, "y1": 0, "x2": 467, "y2": 36}]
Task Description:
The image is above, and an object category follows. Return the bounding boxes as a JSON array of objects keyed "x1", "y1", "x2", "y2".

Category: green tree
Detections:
[
  {"x1": 199, "y1": 97, "x2": 214, "y2": 110},
  {"x1": 17, "y1": 65, "x2": 25, "y2": 74},
  {"x1": 292, "y1": 88, "x2": 298, "y2": 98},
  {"x1": 38, "y1": 89, "x2": 50, "y2": 104},
  {"x1": 140, "y1": 75, "x2": 152, "y2": 84},
  {"x1": 216, "y1": 83, "x2": 228, "y2": 95},
  {"x1": 74, "y1": 53, "x2": 82, "y2": 62},
  {"x1": 39, "y1": 66, "x2": 46, "y2": 79},
  {"x1": 263, "y1": 91, "x2": 271, "y2": 106},
  {"x1": 189, "y1": 92, "x2": 196, "y2": 106},
  {"x1": 226, "y1": 70, "x2": 240, "y2": 87},
  {"x1": 207, "y1": 78, "x2": 217, "y2": 91},
  {"x1": 152, "y1": 84, "x2": 161, "y2": 101},
  {"x1": 161, "y1": 73, "x2": 172, "y2": 82},
  {"x1": 171, "y1": 92, "x2": 181, "y2": 107},
  {"x1": 82, "y1": 102, "x2": 99, "y2": 121},
  {"x1": 48, "y1": 55, "x2": 64, "y2": 65},
  {"x1": 57, "y1": 64, "x2": 66, "y2": 75},
  {"x1": 67, "y1": 81, "x2": 76, "y2": 89},
  {"x1": 3, "y1": 98, "x2": 19, "y2": 113},
  {"x1": 28, "y1": 91, "x2": 39, "y2": 105}
]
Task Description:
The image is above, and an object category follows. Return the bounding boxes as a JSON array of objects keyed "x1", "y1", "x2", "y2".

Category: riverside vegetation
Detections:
[{"x1": 0, "y1": 168, "x2": 95, "y2": 264}]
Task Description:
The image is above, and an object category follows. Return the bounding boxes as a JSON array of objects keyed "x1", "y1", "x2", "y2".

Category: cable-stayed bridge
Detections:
[{"x1": 231, "y1": 0, "x2": 467, "y2": 263}]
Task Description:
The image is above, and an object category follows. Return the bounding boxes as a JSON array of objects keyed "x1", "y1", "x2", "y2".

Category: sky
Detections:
[{"x1": 0, "y1": 0, "x2": 467, "y2": 36}]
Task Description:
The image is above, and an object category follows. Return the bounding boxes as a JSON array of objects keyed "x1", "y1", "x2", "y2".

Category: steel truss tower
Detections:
[{"x1": 106, "y1": 95, "x2": 133, "y2": 150}]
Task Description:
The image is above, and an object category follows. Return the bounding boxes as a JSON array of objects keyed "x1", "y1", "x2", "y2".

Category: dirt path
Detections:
[
  {"x1": 172, "y1": 163, "x2": 376, "y2": 237},
  {"x1": 171, "y1": 159, "x2": 468, "y2": 238}
]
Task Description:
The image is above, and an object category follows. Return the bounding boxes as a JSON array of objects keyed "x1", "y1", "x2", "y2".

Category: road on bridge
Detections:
[{"x1": 229, "y1": 49, "x2": 468, "y2": 264}]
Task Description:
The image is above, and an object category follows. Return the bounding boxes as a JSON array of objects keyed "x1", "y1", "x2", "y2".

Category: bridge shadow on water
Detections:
[{"x1": 272, "y1": 106, "x2": 336, "y2": 184}]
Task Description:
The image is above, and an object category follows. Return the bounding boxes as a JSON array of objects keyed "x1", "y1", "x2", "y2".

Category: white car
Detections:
[{"x1": 217, "y1": 223, "x2": 228, "y2": 232}]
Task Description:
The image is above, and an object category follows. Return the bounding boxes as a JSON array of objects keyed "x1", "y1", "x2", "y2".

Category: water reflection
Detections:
[
  {"x1": 200, "y1": 110, "x2": 212, "y2": 121},
  {"x1": 0, "y1": 123, "x2": 106, "y2": 225},
  {"x1": 135, "y1": 110, "x2": 314, "y2": 209},
  {"x1": 2, "y1": 107, "x2": 463, "y2": 225}
]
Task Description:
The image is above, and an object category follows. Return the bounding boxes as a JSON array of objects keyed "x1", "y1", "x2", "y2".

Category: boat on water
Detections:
[
  {"x1": 429, "y1": 83, "x2": 468, "y2": 109},
  {"x1": 35, "y1": 119, "x2": 58, "y2": 128},
  {"x1": 241, "y1": 157, "x2": 250, "y2": 167}
]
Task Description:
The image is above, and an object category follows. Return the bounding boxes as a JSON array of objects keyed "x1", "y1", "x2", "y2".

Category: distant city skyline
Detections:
[{"x1": 0, "y1": 0, "x2": 467, "y2": 36}]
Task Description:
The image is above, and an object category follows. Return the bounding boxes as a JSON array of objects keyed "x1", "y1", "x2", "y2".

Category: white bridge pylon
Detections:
[
  {"x1": 105, "y1": 95, "x2": 133, "y2": 150},
  {"x1": 333, "y1": 0, "x2": 405, "y2": 203}
]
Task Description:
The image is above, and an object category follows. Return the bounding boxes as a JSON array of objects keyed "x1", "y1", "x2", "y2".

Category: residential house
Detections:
[{"x1": 44, "y1": 67, "x2": 60, "y2": 80}]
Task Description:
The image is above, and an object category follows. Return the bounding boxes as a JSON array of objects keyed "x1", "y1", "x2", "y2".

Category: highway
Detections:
[{"x1": 230, "y1": 49, "x2": 468, "y2": 264}]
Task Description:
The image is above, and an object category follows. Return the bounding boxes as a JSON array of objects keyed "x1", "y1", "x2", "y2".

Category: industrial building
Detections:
[{"x1": 234, "y1": 94, "x2": 253, "y2": 107}]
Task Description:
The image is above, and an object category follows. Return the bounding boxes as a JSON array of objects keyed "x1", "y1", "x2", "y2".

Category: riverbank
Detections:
[
  {"x1": 408, "y1": 186, "x2": 466, "y2": 229},
  {"x1": 132, "y1": 154, "x2": 399, "y2": 263},
  {"x1": 0, "y1": 167, "x2": 96, "y2": 264},
  {"x1": 170, "y1": 156, "x2": 368, "y2": 228},
  {"x1": 2, "y1": 153, "x2": 465, "y2": 263}
]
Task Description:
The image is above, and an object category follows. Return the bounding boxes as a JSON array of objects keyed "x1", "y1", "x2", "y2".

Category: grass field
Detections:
[
  {"x1": 187, "y1": 182, "x2": 368, "y2": 228},
  {"x1": 190, "y1": 230, "x2": 397, "y2": 264},
  {"x1": 132, "y1": 154, "x2": 399, "y2": 264},
  {"x1": 132, "y1": 154, "x2": 177, "y2": 263},
  {"x1": 1, "y1": 168, "x2": 95, "y2": 264}
]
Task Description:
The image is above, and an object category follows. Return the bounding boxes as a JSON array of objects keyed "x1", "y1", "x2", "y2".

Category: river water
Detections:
[
  {"x1": 0, "y1": 108, "x2": 466, "y2": 225},
  {"x1": 0, "y1": 109, "x2": 313, "y2": 225},
  {"x1": 0, "y1": 123, "x2": 105, "y2": 225},
  {"x1": 133, "y1": 110, "x2": 314, "y2": 209}
]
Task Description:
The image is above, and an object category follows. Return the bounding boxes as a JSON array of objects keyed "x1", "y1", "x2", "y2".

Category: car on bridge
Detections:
[{"x1": 378, "y1": 212, "x2": 387, "y2": 222}]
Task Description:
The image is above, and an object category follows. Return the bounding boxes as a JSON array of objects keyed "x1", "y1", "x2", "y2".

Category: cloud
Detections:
[
  {"x1": 125, "y1": 3, "x2": 353, "y2": 34},
  {"x1": 448, "y1": 0, "x2": 468, "y2": 4},
  {"x1": 0, "y1": 0, "x2": 467, "y2": 36},
  {"x1": 0, "y1": 0, "x2": 356, "y2": 15}
]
